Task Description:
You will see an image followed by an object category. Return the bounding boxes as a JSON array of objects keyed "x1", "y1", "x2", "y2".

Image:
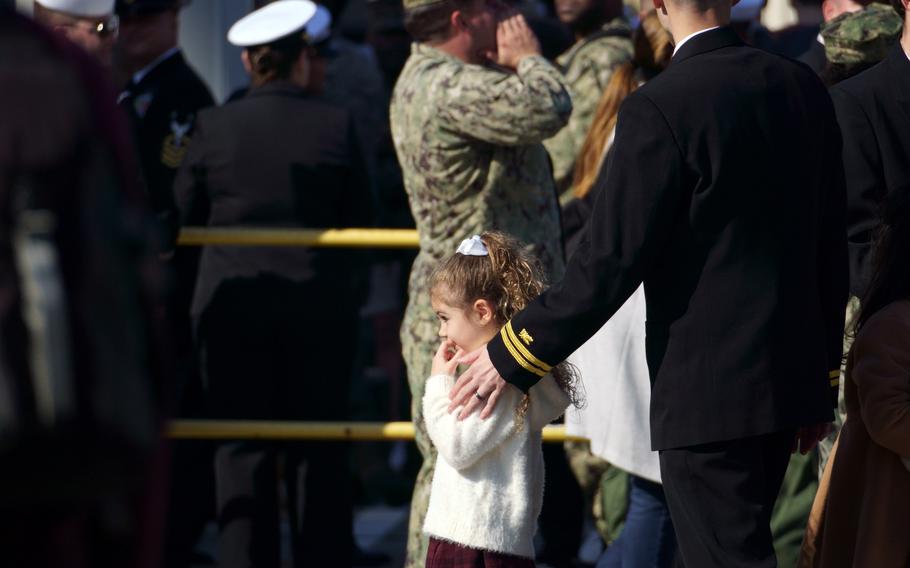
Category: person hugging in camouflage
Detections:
[{"x1": 390, "y1": 2, "x2": 572, "y2": 566}]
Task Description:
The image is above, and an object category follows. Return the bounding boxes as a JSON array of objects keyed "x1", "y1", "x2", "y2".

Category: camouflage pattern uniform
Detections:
[
  {"x1": 821, "y1": 3, "x2": 903, "y2": 67},
  {"x1": 391, "y1": 42, "x2": 571, "y2": 567},
  {"x1": 543, "y1": 18, "x2": 633, "y2": 201}
]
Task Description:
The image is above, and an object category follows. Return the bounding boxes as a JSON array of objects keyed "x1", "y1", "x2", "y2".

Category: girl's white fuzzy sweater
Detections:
[{"x1": 422, "y1": 373, "x2": 570, "y2": 559}]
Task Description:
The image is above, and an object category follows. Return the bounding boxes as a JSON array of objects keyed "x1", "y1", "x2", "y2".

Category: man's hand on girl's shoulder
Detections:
[{"x1": 449, "y1": 345, "x2": 508, "y2": 420}]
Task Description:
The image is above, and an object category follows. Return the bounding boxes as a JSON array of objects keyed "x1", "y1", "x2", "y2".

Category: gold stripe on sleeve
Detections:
[
  {"x1": 505, "y1": 321, "x2": 553, "y2": 373},
  {"x1": 830, "y1": 378, "x2": 840, "y2": 387},
  {"x1": 829, "y1": 370, "x2": 840, "y2": 379},
  {"x1": 500, "y1": 327, "x2": 547, "y2": 377}
]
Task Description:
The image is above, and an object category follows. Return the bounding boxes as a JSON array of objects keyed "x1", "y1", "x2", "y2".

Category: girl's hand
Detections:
[{"x1": 431, "y1": 340, "x2": 462, "y2": 377}]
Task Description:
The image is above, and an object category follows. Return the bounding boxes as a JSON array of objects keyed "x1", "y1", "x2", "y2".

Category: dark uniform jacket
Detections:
[
  {"x1": 830, "y1": 42, "x2": 910, "y2": 297},
  {"x1": 799, "y1": 40, "x2": 828, "y2": 74},
  {"x1": 173, "y1": 82, "x2": 372, "y2": 319},
  {"x1": 120, "y1": 49, "x2": 214, "y2": 242},
  {"x1": 488, "y1": 27, "x2": 848, "y2": 450}
]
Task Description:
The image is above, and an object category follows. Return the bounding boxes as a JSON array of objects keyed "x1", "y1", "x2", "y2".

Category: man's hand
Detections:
[
  {"x1": 488, "y1": 13, "x2": 541, "y2": 70},
  {"x1": 431, "y1": 339, "x2": 462, "y2": 376},
  {"x1": 447, "y1": 345, "x2": 508, "y2": 420},
  {"x1": 793, "y1": 422, "x2": 834, "y2": 454}
]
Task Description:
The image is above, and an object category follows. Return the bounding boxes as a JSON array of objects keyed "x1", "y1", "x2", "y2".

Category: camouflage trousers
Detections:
[
  {"x1": 817, "y1": 297, "x2": 858, "y2": 477},
  {"x1": 565, "y1": 441, "x2": 630, "y2": 545},
  {"x1": 402, "y1": 301, "x2": 439, "y2": 568}
]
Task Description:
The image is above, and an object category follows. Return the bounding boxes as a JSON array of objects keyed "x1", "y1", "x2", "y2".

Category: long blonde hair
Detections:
[
  {"x1": 430, "y1": 232, "x2": 581, "y2": 425},
  {"x1": 573, "y1": 12, "x2": 674, "y2": 199}
]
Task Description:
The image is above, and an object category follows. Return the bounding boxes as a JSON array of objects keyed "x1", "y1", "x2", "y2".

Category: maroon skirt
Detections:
[{"x1": 426, "y1": 537, "x2": 536, "y2": 568}]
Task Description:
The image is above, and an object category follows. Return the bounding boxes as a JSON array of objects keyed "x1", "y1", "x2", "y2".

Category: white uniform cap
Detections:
[
  {"x1": 227, "y1": 0, "x2": 318, "y2": 47},
  {"x1": 306, "y1": 5, "x2": 332, "y2": 44},
  {"x1": 731, "y1": 0, "x2": 764, "y2": 22},
  {"x1": 35, "y1": 0, "x2": 115, "y2": 17}
]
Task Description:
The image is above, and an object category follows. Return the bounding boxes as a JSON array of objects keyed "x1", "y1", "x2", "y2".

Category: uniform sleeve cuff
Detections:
[{"x1": 488, "y1": 324, "x2": 548, "y2": 393}]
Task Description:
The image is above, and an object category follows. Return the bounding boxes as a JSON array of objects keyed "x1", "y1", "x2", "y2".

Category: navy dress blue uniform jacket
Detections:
[
  {"x1": 488, "y1": 27, "x2": 849, "y2": 450},
  {"x1": 830, "y1": 42, "x2": 910, "y2": 297}
]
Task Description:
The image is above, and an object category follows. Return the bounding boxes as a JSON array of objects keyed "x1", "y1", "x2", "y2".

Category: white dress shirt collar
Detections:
[{"x1": 673, "y1": 26, "x2": 722, "y2": 56}]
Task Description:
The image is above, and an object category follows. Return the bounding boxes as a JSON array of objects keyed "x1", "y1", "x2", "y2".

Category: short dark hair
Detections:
[
  {"x1": 403, "y1": 0, "x2": 474, "y2": 43},
  {"x1": 892, "y1": 0, "x2": 906, "y2": 19}
]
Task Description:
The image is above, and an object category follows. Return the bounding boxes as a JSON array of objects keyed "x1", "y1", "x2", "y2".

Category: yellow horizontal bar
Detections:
[
  {"x1": 177, "y1": 227, "x2": 419, "y2": 249},
  {"x1": 167, "y1": 420, "x2": 586, "y2": 443}
]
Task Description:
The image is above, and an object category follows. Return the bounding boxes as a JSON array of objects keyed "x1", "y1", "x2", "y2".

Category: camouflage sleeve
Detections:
[
  {"x1": 546, "y1": 43, "x2": 631, "y2": 196},
  {"x1": 438, "y1": 55, "x2": 572, "y2": 146}
]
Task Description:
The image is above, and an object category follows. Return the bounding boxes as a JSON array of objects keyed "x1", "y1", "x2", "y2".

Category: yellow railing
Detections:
[
  {"x1": 177, "y1": 227, "x2": 420, "y2": 249},
  {"x1": 168, "y1": 420, "x2": 585, "y2": 443},
  {"x1": 171, "y1": 229, "x2": 585, "y2": 443}
]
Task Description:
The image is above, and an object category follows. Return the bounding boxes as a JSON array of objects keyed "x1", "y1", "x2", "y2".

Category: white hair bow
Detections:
[{"x1": 455, "y1": 235, "x2": 488, "y2": 256}]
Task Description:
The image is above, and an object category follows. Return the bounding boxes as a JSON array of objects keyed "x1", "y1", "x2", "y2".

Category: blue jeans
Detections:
[{"x1": 596, "y1": 475, "x2": 677, "y2": 568}]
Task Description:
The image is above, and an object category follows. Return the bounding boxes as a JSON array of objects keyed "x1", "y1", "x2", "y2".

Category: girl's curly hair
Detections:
[{"x1": 430, "y1": 232, "x2": 583, "y2": 426}]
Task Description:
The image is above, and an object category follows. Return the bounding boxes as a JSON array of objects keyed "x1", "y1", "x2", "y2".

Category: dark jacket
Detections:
[
  {"x1": 799, "y1": 39, "x2": 828, "y2": 74},
  {"x1": 173, "y1": 82, "x2": 372, "y2": 318},
  {"x1": 488, "y1": 27, "x2": 848, "y2": 450},
  {"x1": 830, "y1": 43, "x2": 910, "y2": 297},
  {"x1": 119, "y1": 50, "x2": 214, "y2": 239}
]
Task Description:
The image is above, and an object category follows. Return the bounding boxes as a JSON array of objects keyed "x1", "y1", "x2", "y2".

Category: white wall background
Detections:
[{"x1": 178, "y1": 0, "x2": 254, "y2": 103}]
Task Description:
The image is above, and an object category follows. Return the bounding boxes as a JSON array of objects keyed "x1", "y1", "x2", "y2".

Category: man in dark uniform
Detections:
[
  {"x1": 114, "y1": 2, "x2": 214, "y2": 565},
  {"x1": 832, "y1": 0, "x2": 910, "y2": 297},
  {"x1": 115, "y1": 0, "x2": 213, "y2": 245},
  {"x1": 450, "y1": 0, "x2": 849, "y2": 565}
]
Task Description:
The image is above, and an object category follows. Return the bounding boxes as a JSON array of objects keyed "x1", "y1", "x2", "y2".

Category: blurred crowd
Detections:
[{"x1": 0, "y1": 0, "x2": 907, "y2": 566}]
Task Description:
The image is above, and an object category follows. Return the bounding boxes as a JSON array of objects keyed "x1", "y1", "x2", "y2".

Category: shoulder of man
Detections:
[
  {"x1": 160, "y1": 53, "x2": 215, "y2": 107},
  {"x1": 831, "y1": 48, "x2": 891, "y2": 101},
  {"x1": 559, "y1": 19, "x2": 633, "y2": 72}
]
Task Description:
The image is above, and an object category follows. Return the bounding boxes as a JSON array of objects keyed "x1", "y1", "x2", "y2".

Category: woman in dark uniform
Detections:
[{"x1": 173, "y1": 2, "x2": 372, "y2": 565}]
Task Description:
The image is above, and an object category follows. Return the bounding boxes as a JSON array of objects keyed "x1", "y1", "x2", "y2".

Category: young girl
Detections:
[{"x1": 421, "y1": 231, "x2": 580, "y2": 567}]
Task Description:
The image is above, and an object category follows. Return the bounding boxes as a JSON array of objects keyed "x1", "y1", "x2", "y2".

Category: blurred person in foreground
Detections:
[
  {"x1": 543, "y1": 0, "x2": 633, "y2": 202},
  {"x1": 390, "y1": 3, "x2": 571, "y2": 564},
  {"x1": 450, "y1": 0, "x2": 849, "y2": 564},
  {"x1": 173, "y1": 1, "x2": 372, "y2": 566},
  {"x1": 0, "y1": 8, "x2": 168, "y2": 568},
  {"x1": 799, "y1": 192, "x2": 910, "y2": 567},
  {"x1": 32, "y1": 0, "x2": 118, "y2": 68},
  {"x1": 562, "y1": 14, "x2": 678, "y2": 568}
]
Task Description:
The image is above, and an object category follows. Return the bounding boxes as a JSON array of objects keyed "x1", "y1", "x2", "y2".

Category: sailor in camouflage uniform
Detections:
[
  {"x1": 545, "y1": 0, "x2": 633, "y2": 201},
  {"x1": 390, "y1": 5, "x2": 571, "y2": 566}
]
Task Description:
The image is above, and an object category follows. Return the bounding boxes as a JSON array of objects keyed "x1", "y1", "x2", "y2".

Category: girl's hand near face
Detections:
[{"x1": 432, "y1": 339, "x2": 463, "y2": 377}]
